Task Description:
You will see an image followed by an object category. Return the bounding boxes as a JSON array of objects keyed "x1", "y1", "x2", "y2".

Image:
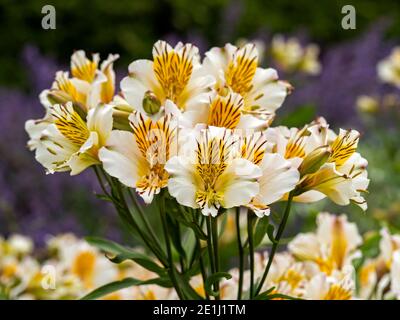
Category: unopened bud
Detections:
[
  {"x1": 47, "y1": 90, "x2": 71, "y2": 105},
  {"x1": 299, "y1": 146, "x2": 331, "y2": 176},
  {"x1": 142, "y1": 91, "x2": 161, "y2": 115}
]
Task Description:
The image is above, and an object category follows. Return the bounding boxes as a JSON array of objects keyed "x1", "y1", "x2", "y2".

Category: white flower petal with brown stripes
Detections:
[
  {"x1": 165, "y1": 127, "x2": 262, "y2": 216},
  {"x1": 30, "y1": 102, "x2": 113, "y2": 175}
]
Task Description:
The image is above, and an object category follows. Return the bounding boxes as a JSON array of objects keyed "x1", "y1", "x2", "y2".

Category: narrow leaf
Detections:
[{"x1": 81, "y1": 277, "x2": 172, "y2": 300}]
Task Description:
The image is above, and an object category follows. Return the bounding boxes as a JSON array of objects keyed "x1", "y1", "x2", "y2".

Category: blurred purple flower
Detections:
[{"x1": 285, "y1": 22, "x2": 399, "y2": 127}]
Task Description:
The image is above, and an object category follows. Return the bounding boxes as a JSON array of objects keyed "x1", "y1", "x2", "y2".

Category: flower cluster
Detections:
[
  {"x1": 0, "y1": 233, "x2": 176, "y2": 300},
  {"x1": 3, "y1": 213, "x2": 400, "y2": 300},
  {"x1": 25, "y1": 41, "x2": 368, "y2": 216},
  {"x1": 24, "y1": 40, "x2": 372, "y2": 300}
]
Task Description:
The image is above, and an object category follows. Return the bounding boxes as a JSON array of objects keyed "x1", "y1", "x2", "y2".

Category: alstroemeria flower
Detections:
[
  {"x1": 288, "y1": 213, "x2": 362, "y2": 275},
  {"x1": 99, "y1": 108, "x2": 177, "y2": 204},
  {"x1": 121, "y1": 40, "x2": 215, "y2": 118},
  {"x1": 170, "y1": 92, "x2": 245, "y2": 129},
  {"x1": 302, "y1": 267, "x2": 355, "y2": 300},
  {"x1": 377, "y1": 47, "x2": 400, "y2": 88},
  {"x1": 203, "y1": 43, "x2": 291, "y2": 128},
  {"x1": 265, "y1": 118, "x2": 369, "y2": 210},
  {"x1": 260, "y1": 252, "x2": 307, "y2": 297},
  {"x1": 28, "y1": 102, "x2": 113, "y2": 175},
  {"x1": 26, "y1": 51, "x2": 118, "y2": 152},
  {"x1": 47, "y1": 234, "x2": 118, "y2": 292},
  {"x1": 165, "y1": 127, "x2": 262, "y2": 217},
  {"x1": 43, "y1": 51, "x2": 119, "y2": 111},
  {"x1": 239, "y1": 132, "x2": 300, "y2": 216},
  {"x1": 357, "y1": 228, "x2": 400, "y2": 300}
]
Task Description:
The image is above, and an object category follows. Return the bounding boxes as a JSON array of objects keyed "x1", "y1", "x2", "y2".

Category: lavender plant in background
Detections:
[
  {"x1": 0, "y1": 46, "x2": 121, "y2": 245},
  {"x1": 285, "y1": 22, "x2": 399, "y2": 127}
]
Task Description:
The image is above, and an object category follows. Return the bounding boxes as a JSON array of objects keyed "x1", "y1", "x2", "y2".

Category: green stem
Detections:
[
  {"x1": 211, "y1": 216, "x2": 220, "y2": 300},
  {"x1": 126, "y1": 188, "x2": 164, "y2": 251},
  {"x1": 236, "y1": 207, "x2": 244, "y2": 300},
  {"x1": 247, "y1": 212, "x2": 255, "y2": 299},
  {"x1": 196, "y1": 237, "x2": 209, "y2": 300},
  {"x1": 93, "y1": 166, "x2": 111, "y2": 198},
  {"x1": 205, "y1": 216, "x2": 216, "y2": 287},
  {"x1": 113, "y1": 180, "x2": 168, "y2": 267},
  {"x1": 254, "y1": 192, "x2": 294, "y2": 296},
  {"x1": 177, "y1": 223, "x2": 185, "y2": 272},
  {"x1": 158, "y1": 193, "x2": 185, "y2": 300}
]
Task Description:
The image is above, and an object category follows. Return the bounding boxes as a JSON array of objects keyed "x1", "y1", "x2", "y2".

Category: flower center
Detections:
[
  {"x1": 225, "y1": 46, "x2": 257, "y2": 97},
  {"x1": 323, "y1": 284, "x2": 352, "y2": 300},
  {"x1": 153, "y1": 45, "x2": 193, "y2": 104},
  {"x1": 53, "y1": 105, "x2": 89, "y2": 146},
  {"x1": 328, "y1": 131, "x2": 359, "y2": 167},
  {"x1": 72, "y1": 250, "x2": 96, "y2": 289}
]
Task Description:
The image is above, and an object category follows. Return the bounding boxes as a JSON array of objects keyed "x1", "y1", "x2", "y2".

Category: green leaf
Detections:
[
  {"x1": 174, "y1": 272, "x2": 204, "y2": 300},
  {"x1": 276, "y1": 104, "x2": 316, "y2": 128},
  {"x1": 205, "y1": 272, "x2": 232, "y2": 297},
  {"x1": 185, "y1": 247, "x2": 208, "y2": 277},
  {"x1": 189, "y1": 222, "x2": 208, "y2": 240},
  {"x1": 86, "y1": 237, "x2": 131, "y2": 255},
  {"x1": 86, "y1": 237, "x2": 165, "y2": 276},
  {"x1": 360, "y1": 232, "x2": 381, "y2": 259},
  {"x1": 95, "y1": 194, "x2": 113, "y2": 202},
  {"x1": 254, "y1": 218, "x2": 269, "y2": 247},
  {"x1": 254, "y1": 286, "x2": 275, "y2": 300},
  {"x1": 254, "y1": 287, "x2": 302, "y2": 300},
  {"x1": 166, "y1": 214, "x2": 187, "y2": 263},
  {"x1": 81, "y1": 277, "x2": 172, "y2": 300},
  {"x1": 267, "y1": 224, "x2": 277, "y2": 244}
]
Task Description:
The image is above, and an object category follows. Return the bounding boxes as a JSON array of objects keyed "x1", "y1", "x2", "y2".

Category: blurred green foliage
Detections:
[{"x1": 1, "y1": 0, "x2": 400, "y2": 88}]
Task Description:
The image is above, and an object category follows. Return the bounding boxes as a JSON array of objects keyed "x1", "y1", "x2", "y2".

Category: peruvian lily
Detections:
[
  {"x1": 120, "y1": 40, "x2": 215, "y2": 118},
  {"x1": 42, "y1": 50, "x2": 119, "y2": 112},
  {"x1": 302, "y1": 267, "x2": 355, "y2": 300},
  {"x1": 288, "y1": 212, "x2": 362, "y2": 274},
  {"x1": 165, "y1": 126, "x2": 262, "y2": 217},
  {"x1": 27, "y1": 51, "x2": 118, "y2": 151},
  {"x1": 265, "y1": 118, "x2": 369, "y2": 210},
  {"x1": 99, "y1": 108, "x2": 177, "y2": 204},
  {"x1": 28, "y1": 102, "x2": 113, "y2": 175},
  {"x1": 203, "y1": 43, "x2": 291, "y2": 128},
  {"x1": 239, "y1": 132, "x2": 300, "y2": 216}
]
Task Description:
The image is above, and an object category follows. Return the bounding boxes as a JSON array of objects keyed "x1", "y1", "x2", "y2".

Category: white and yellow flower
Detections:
[
  {"x1": 271, "y1": 35, "x2": 321, "y2": 75},
  {"x1": 1, "y1": 234, "x2": 33, "y2": 257},
  {"x1": 29, "y1": 102, "x2": 113, "y2": 175},
  {"x1": 99, "y1": 108, "x2": 177, "y2": 203},
  {"x1": 121, "y1": 40, "x2": 214, "y2": 118},
  {"x1": 302, "y1": 267, "x2": 355, "y2": 300},
  {"x1": 264, "y1": 253, "x2": 307, "y2": 297},
  {"x1": 165, "y1": 126, "x2": 262, "y2": 217},
  {"x1": 265, "y1": 120, "x2": 369, "y2": 210},
  {"x1": 240, "y1": 132, "x2": 300, "y2": 216},
  {"x1": 47, "y1": 234, "x2": 118, "y2": 292},
  {"x1": 289, "y1": 212, "x2": 362, "y2": 275},
  {"x1": 377, "y1": 47, "x2": 400, "y2": 88},
  {"x1": 26, "y1": 51, "x2": 118, "y2": 154},
  {"x1": 44, "y1": 50, "x2": 119, "y2": 110},
  {"x1": 203, "y1": 43, "x2": 291, "y2": 127}
]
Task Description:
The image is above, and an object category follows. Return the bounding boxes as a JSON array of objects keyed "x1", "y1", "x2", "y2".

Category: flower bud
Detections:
[
  {"x1": 142, "y1": 91, "x2": 161, "y2": 115},
  {"x1": 47, "y1": 90, "x2": 71, "y2": 105},
  {"x1": 299, "y1": 146, "x2": 331, "y2": 176}
]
